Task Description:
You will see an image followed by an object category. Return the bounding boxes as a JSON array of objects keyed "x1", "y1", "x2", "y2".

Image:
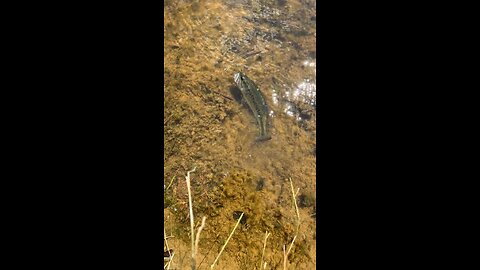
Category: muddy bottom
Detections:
[{"x1": 164, "y1": 0, "x2": 316, "y2": 269}]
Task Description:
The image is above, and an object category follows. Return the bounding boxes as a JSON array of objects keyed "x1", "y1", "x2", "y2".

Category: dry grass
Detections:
[
  {"x1": 282, "y1": 177, "x2": 301, "y2": 270},
  {"x1": 210, "y1": 212, "x2": 244, "y2": 269},
  {"x1": 195, "y1": 216, "x2": 207, "y2": 261},
  {"x1": 185, "y1": 167, "x2": 197, "y2": 269},
  {"x1": 164, "y1": 228, "x2": 173, "y2": 269},
  {"x1": 260, "y1": 231, "x2": 271, "y2": 269},
  {"x1": 185, "y1": 167, "x2": 209, "y2": 270},
  {"x1": 165, "y1": 171, "x2": 308, "y2": 270}
]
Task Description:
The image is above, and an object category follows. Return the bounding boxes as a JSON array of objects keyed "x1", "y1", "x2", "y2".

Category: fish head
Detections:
[
  {"x1": 233, "y1": 72, "x2": 252, "y2": 94},
  {"x1": 233, "y1": 72, "x2": 244, "y2": 85}
]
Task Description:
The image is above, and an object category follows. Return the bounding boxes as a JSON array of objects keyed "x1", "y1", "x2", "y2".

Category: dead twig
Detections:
[
  {"x1": 201, "y1": 83, "x2": 233, "y2": 101},
  {"x1": 210, "y1": 89, "x2": 234, "y2": 101}
]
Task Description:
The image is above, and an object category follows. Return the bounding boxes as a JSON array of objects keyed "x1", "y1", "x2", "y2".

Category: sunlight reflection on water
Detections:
[{"x1": 271, "y1": 58, "x2": 316, "y2": 122}]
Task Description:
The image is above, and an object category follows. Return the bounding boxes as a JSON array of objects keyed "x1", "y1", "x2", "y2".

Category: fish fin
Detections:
[{"x1": 240, "y1": 97, "x2": 248, "y2": 107}]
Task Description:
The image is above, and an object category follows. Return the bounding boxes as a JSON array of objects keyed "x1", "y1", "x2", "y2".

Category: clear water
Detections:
[{"x1": 164, "y1": 1, "x2": 316, "y2": 268}]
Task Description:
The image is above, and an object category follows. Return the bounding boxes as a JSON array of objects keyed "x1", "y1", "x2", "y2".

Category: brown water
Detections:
[{"x1": 164, "y1": 0, "x2": 316, "y2": 269}]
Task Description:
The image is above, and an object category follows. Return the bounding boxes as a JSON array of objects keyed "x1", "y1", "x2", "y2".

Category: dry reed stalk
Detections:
[
  {"x1": 289, "y1": 178, "x2": 300, "y2": 233},
  {"x1": 164, "y1": 229, "x2": 170, "y2": 253},
  {"x1": 283, "y1": 235, "x2": 297, "y2": 270},
  {"x1": 260, "y1": 231, "x2": 271, "y2": 270},
  {"x1": 282, "y1": 177, "x2": 301, "y2": 270},
  {"x1": 164, "y1": 251, "x2": 176, "y2": 270},
  {"x1": 164, "y1": 228, "x2": 174, "y2": 269},
  {"x1": 185, "y1": 167, "x2": 197, "y2": 270},
  {"x1": 167, "y1": 253, "x2": 175, "y2": 270},
  {"x1": 194, "y1": 216, "x2": 207, "y2": 259},
  {"x1": 210, "y1": 212, "x2": 244, "y2": 269},
  {"x1": 165, "y1": 175, "x2": 175, "y2": 192}
]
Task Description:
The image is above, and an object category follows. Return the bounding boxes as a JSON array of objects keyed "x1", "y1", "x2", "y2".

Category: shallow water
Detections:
[{"x1": 164, "y1": 0, "x2": 316, "y2": 269}]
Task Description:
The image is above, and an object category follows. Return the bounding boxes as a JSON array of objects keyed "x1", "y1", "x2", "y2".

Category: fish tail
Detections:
[{"x1": 255, "y1": 134, "x2": 272, "y2": 142}]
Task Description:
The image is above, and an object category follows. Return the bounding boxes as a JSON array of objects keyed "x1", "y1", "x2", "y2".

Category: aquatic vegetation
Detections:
[
  {"x1": 164, "y1": 0, "x2": 316, "y2": 268},
  {"x1": 164, "y1": 169, "x2": 308, "y2": 269}
]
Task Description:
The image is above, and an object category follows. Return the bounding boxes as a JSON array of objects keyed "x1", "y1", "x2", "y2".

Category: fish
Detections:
[{"x1": 233, "y1": 72, "x2": 272, "y2": 141}]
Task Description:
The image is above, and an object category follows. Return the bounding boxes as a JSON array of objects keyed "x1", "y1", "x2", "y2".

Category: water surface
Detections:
[{"x1": 164, "y1": 1, "x2": 316, "y2": 269}]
